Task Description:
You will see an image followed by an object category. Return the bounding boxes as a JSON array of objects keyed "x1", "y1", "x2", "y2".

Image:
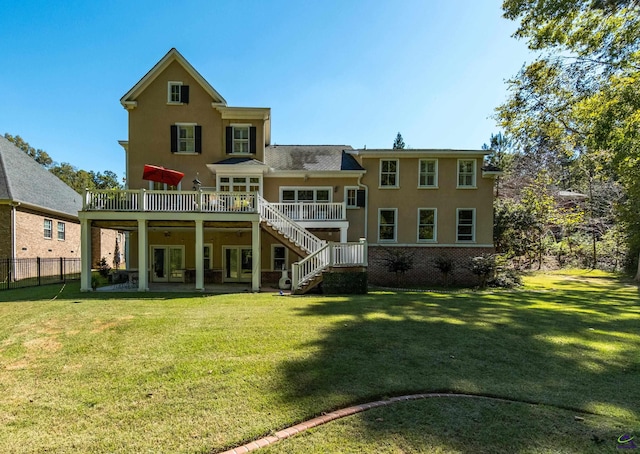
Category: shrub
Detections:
[{"x1": 96, "y1": 257, "x2": 111, "y2": 278}]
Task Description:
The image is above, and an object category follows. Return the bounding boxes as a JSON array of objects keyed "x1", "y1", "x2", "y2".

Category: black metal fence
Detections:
[{"x1": 0, "y1": 258, "x2": 81, "y2": 291}]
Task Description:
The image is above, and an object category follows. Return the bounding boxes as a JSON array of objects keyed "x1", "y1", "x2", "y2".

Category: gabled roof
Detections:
[
  {"x1": 0, "y1": 136, "x2": 82, "y2": 218},
  {"x1": 120, "y1": 48, "x2": 227, "y2": 107},
  {"x1": 265, "y1": 145, "x2": 364, "y2": 172}
]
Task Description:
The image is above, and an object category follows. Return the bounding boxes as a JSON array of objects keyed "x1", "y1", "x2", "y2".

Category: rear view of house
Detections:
[{"x1": 79, "y1": 48, "x2": 498, "y2": 293}]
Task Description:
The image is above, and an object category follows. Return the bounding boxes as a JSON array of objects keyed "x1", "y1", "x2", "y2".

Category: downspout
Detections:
[{"x1": 357, "y1": 175, "x2": 368, "y2": 239}]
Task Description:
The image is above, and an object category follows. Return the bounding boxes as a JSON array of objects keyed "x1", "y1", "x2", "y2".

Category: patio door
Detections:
[
  {"x1": 223, "y1": 247, "x2": 252, "y2": 282},
  {"x1": 151, "y1": 246, "x2": 185, "y2": 282}
]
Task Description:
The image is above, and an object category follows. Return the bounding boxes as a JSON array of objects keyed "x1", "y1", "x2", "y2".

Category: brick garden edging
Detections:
[{"x1": 217, "y1": 393, "x2": 531, "y2": 454}]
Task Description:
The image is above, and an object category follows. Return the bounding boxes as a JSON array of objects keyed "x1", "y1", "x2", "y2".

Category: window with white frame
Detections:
[
  {"x1": 280, "y1": 188, "x2": 331, "y2": 203},
  {"x1": 418, "y1": 159, "x2": 438, "y2": 187},
  {"x1": 168, "y1": 81, "x2": 189, "y2": 103},
  {"x1": 457, "y1": 159, "x2": 476, "y2": 187},
  {"x1": 218, "y1": 176, "x2": 261, "y2": 193},
  {"x1": 345, "y1": 187, "x2": 358, "y2": 208},
  {"x1": 233, "y1": 125, "x2": 250, "y2": 153},
  {"x1": 417, "y1": 208, "x2": 436, "y2": 242},
  {"x1": 380, "y1": 159, "x2": 398, "y2": 187},
  {"x1": 44, "y1": 219, "x2": 52, "y2": 239},
  {"x1": 378, "y1": 209, "x2": 397, "y2": 242},
  {"x1": 457, "y1": 208, "x2": 475, "y2": 242},
  {"x1": 178, "y1": 124, "x2": 195, "y2": 153},
  {"x1": 272, "y1": 245, "x2": 288, "y2": 271},
  {"x1": 57, "y1": 222, "x2": 65, "y2": 241}
]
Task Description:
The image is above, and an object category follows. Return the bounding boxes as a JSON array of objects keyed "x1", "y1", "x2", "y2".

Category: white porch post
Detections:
[
  {"x1": 80, "y1": 218, "x2": 92, "y2": 291},
  {"x1": 195, "y1": 219, "x2": 204, "y2": 291},
  {"x1": 340, "y1": 226, "x2": 348, "y2": 243},
  {"x1": 137, "y1": 219, "x2": 148, "y2": 291},
  {"x1": 251, "y1": 220, "x2": 261, "y2": 292}
]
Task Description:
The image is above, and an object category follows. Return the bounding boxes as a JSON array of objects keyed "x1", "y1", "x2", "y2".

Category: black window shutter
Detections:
[
  {"x1": 249, "y1": 126, "x2": 257, "y2": 153},
  {"x1": 356, "y1": 189, "x2": 366, "y2": 207},
  {"x1": 181, "y1": 85, "x2": 189, "y2": 103},
  {"x1": 195, "y1": 126, "x2": 202, "y2": 153},
  {"x1": 225, "y1": 127, "x2": 233, "y2": 154},
  {"x1": 170, "y1": 125, "x2": 178, "y2": 153}
]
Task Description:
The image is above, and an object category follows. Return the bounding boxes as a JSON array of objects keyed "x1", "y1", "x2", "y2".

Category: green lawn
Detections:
[{"x1": 0, "y1": 270, "x2": 638, "y2": 453}]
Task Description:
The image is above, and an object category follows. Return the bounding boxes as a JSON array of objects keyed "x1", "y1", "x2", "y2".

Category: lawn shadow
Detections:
[{"x1": 274, "y1": 277, "x2": 640, "y2": 451}]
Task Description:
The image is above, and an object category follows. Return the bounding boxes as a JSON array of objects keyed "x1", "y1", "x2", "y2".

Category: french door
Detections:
[
  {"x1": 223, "y1": 247, "x2": 252, "y2": 282},
  {"x1": 151, "y1": 246, "x2": 185, "y2": 282}
]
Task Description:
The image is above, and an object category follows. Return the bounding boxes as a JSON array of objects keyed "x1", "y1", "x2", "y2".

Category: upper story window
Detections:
[
  {"x1": 281, "y1": 187, "x2": 331, "y2": 203},
  {"x1": 57, "y1": 222, "x2": 65, "y2": 241},
  {"x1": 168, "y1": 82, "x2": 189, "y2": 104},
  {"x1": 380, "y1": 159, "x2": 398, "y2": 188},
  {"x1": 345, "y1": 186, "x2": 365, "y2": 209},
  {"x1": 418, "y1": 159, "x2": 438, "y2": 188},
  {"x1": 457, "y1": 159, "x2": 476, "y2": 188},
  {"x1": 170, "y1": 124, "x2": 201, "y2": 154},
  {"x1": 226, "y1": 125, "x2": 257, "y2": 154},
  {"x1": 44, "y1": 219, "x2": 52, "y2": 239}
]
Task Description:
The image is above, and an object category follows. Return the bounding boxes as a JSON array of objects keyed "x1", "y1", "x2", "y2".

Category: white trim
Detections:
[
  {"x1": 271, "y1": 244, "x2": 288, "y2": 271},
  {"x1": 344, "y1": 186, "x2": 359, "y2": 209},
  {"x1": 379, "y1": 159, "x2": 399, "y2": 189},
  {"x1": 369, "y1": 243, "x2": 494, "y2": 248},
  {"x1": 43, "y1": 218, "x2": 53, "y2": 239},
  {"x1": 456, "y1": 208, "x2": 476, "y2": 243},
  {"x1": 378, "y1": 208, "x2": 397, "y2": 243},
  {"x1": 457, "y1": 159, "x2": 477, "y2": 189},
  {"x1": 417, "y1": 208, "x2": 437, "y2": 243},
  {"x1": 175, "y1": 123, "x2": 197, "y2": 154},
  {"x1": 167, "y1": 81, "x2": 183, "y2": 104},
  {"x1": 418, "y1": 159, "x2": 438, "y2": 188},
  {"x1": 230, "y1": 124, "x2": 251, "y2": 154}
]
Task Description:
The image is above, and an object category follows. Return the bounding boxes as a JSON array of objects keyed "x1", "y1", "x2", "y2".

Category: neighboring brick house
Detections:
[
  {"x1": 79, "y1": 48, "x2": 498, "y2": 293},
  {"x1": 0, "y1": 136, "x2": 124, "y2": 269}
]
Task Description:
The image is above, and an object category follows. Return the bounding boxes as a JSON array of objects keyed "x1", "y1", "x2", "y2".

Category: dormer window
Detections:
[{"x1": 168, "y1": 81, "x2": 189, "y2": 104}]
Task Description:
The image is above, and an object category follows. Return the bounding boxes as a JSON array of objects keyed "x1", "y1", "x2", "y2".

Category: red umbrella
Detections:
[{"x1": 142, "y1": 164, "x2": 185, "y2": 186}]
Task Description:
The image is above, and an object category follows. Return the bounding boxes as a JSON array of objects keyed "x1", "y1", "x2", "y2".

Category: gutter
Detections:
[{"x1": 357, "y1": 175, "x2": 368, "y2": 239}]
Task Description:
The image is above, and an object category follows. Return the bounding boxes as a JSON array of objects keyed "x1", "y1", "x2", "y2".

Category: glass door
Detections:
[
  {"x1": 152, "y1": 247, "x2": 167, "y2": 282},
  {"x1": 223, "y1": 247, "x2": 252, "y2": 282},
  {"x1": 151, "y1": 246, "x2": 184, "y2": 282}
]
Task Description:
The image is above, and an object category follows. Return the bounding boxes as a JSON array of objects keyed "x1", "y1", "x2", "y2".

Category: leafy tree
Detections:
[
  {"x1": 392, "y1": 132, "x2": 405, "y2": 150},
  {"x1": 4, "y1": 133, "x2": 53, "y2": 167},
  {"x1": 498, "y1": 0, "x2": 640, "y2": 278},
  {"x1": 482, "y1": 132, "x2": 515, "y2": 198}
]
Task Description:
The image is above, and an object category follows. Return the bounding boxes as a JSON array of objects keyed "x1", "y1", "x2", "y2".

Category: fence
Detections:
[{"x1": 0, "y1": 258, "x2": 81, "y2": 291}]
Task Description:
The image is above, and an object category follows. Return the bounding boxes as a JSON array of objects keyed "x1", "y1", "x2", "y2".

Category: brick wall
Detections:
[
  {"x1": 91, "y1": 228, "x2": 126, "y2": 269},
  {"x1": 14, "y1": 209, "x2": 81, "y2": 259},
  {"x1": 368, "y1": 246, "x2": 495, "y2": 287},
  {"x1": 0, "y1": 205, "x2": 11, "y2": 258}
]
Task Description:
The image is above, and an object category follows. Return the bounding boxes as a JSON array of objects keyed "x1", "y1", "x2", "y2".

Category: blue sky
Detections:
[{"x1": 1, "y1": 1, "x2": 533, "y2": 182}]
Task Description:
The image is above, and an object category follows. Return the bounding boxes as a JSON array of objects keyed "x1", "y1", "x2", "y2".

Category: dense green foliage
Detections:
[
  {"x1": 4, "y1": 133, "x2": 122, "y2": 193},
  {"x1": 495, "y1": 0, "x2": 640, "y2": 276}
]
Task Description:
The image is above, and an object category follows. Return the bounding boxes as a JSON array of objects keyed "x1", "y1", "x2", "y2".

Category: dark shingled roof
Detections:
[
  {"x1": 265, "y1": 145, "x2": 364, "y2": 172},
  {"x1": 0, "y1": 136, "x2": 82, "y2": 218}
]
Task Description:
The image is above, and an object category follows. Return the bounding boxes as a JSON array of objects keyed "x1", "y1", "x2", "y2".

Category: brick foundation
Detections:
[{"x1": 368, "y1": 246, "x2": 495, "y2": 287}]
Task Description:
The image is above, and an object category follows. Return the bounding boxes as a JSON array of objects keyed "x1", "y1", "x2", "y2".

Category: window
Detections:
[
  {"x1": 57, "y1": 222, "x2": 65, "y2": 241},
  {"x1": 44, "y1": 219, "x2": 52, "y2": 239},
  {"x1": 457, "y1": 159, "x2": 476, "y2": 187},
  {"x1": 226, "y1": 125, "x2": 256, "y2": 154},
  {"x1": 203, "y1": 244, "x2": 212, "y2": 269},
  {"x1": 345, "y1": 187, "x2": 365, "y2": 208},
  {"x1": 280, "y1": 188, "x2": 332, "y2": 203},
  {"x1": 170, "y1": 124, "x2": 201, "y2": 153},
  {"x1": 272, "y1": 245, "x2": 287, "y2": 271},
  {"x1": 457, "y1": 209, "x2": 475, "y2": 242},
  {"x1": 378, "y1": 209, "x2": 397, "y2": 242},
  {"x1": 168, "y1": 82, "x2": 189, "y2": 103},
  {"x1": 380, "y1": 159, "x2": 398, "y2": 187},
  {"x1": 418, "y1": 159, "x2": 438, "y2": 187},
  {"x1": 417, "y1": 209, "x2": 436, "y2": 242},
  {"x1": 218, "y1": 176, "x2": 261, "y2": 193}
]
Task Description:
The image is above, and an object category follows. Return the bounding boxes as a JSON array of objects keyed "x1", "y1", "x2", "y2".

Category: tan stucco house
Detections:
[{"x1": 79, "y1": 48, "x2": 498, "y2": 293}]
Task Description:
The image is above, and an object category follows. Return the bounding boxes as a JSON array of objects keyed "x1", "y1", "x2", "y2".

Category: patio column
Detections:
[
  {"x1": 251, "y1": 220, "x2": 261, "y2": 292},
  {"x1": 80, "y1": 218, "x2": 92, "y2": 291},
  {"x1": 137, "y1": 219, "x2": 148, "y2": 291},
  {"x1": 195, "y1": 219, "x2": 204, "y2": 291}
]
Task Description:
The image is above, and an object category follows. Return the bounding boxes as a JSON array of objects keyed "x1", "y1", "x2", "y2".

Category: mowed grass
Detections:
[{"x1": 0, "y1": 270, "x2": 638, "y2": 453}]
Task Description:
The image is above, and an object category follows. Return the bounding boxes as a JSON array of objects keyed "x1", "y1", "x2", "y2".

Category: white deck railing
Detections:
[
  {"x1": 291, "y1": 240, "x2": 368, "y2": 289},
  {"x1": 257, "y1": 195, "x2": 325, "y2": 255},
  {"x1": 269, "y1": 203, "x2": 345, "y2": 221},
  {"x1": 84, "y1": 190, "x2": 256, "y2": 213}
]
